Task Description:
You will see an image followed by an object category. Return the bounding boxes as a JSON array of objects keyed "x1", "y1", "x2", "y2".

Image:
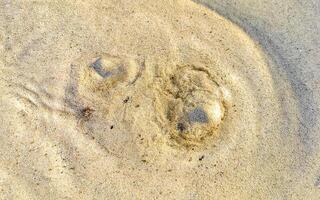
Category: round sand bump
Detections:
[
  {"x1": 79, "y1": 54, "x2": 140, "y2": 93},
  {"x1": 155, "y1": 64, "x2": 229, "y2": 146}
]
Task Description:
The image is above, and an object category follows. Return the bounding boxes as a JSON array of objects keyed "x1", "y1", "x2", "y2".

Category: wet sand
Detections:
[{"x1": 0, "y1": 0, "x2": 319, "y2": 199}]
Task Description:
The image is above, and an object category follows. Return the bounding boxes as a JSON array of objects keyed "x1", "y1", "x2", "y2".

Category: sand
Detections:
[{"x1": 0, "y1": 0, "x2": 319, "y2": 199}]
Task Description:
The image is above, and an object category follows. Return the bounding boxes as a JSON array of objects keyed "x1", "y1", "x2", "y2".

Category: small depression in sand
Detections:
[{"x1": 154, "y1": 64, "x2": 228, "y2": 147}]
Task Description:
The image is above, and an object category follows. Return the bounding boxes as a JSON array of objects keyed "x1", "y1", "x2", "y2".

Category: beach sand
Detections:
[{"x1": 0, "y1": 0, "x2": 319, "y2": 199}]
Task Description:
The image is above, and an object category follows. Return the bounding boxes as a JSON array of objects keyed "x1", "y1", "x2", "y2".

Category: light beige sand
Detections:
[{"x1": 0, "y1": 0, "x2": 319, "y2": 199}]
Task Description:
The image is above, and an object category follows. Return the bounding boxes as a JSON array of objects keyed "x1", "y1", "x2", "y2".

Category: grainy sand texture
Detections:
[{"x1": 0, "y1": 0, "x2": 320, "y2": 199}]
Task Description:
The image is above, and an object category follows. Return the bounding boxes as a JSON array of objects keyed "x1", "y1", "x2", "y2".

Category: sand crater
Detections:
[{"x1": 155, "y1": 64, "x2": 228, "y2": 147}]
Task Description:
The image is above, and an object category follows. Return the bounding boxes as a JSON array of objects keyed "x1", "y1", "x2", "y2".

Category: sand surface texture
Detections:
[{"x1": 0, "y1": 0, "x2": 319, "y2": 199}]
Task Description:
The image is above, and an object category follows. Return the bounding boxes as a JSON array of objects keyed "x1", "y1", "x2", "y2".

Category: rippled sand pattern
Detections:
[{"x1": 0, "y1": 0, "x2": 319, "y2": 199}]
